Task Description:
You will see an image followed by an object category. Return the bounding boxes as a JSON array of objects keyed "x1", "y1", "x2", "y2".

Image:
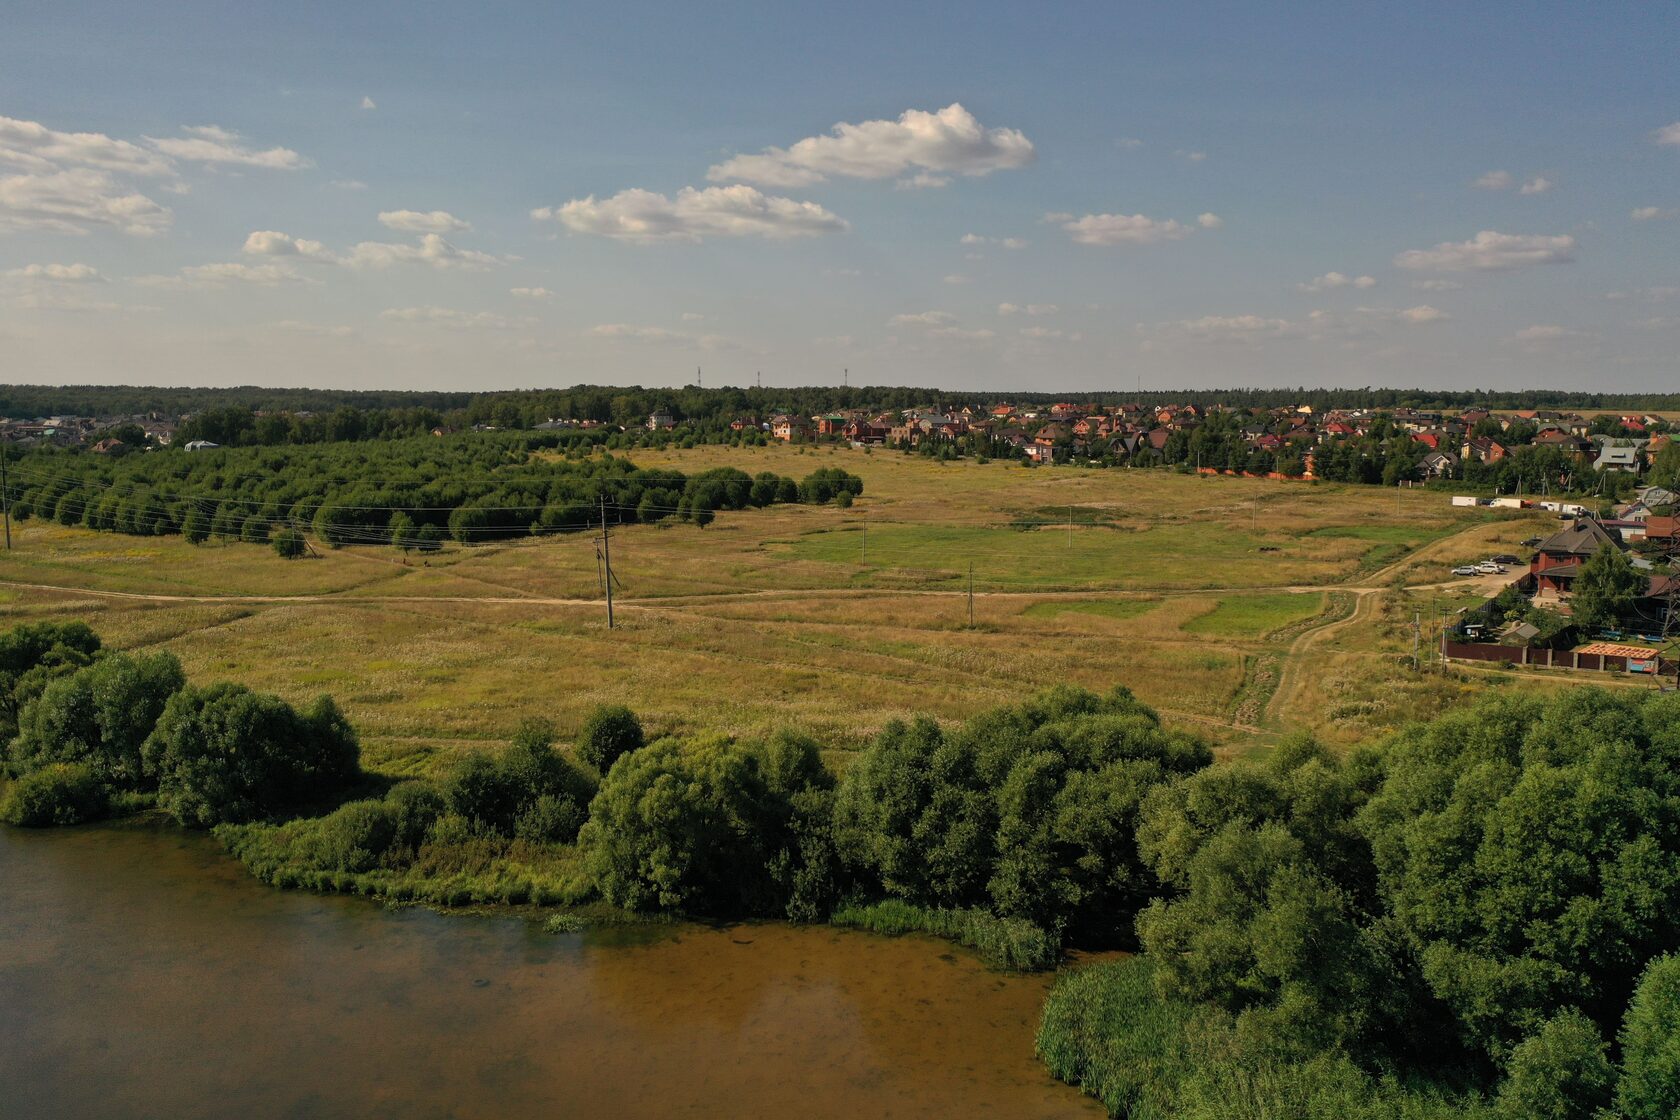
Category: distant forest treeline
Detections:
[{"x1": 8, "y1": 382, "x2": 1680, "y2": 437}]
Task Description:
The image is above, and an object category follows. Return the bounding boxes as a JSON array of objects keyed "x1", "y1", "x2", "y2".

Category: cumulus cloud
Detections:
[
  {"x1": 1298, "y1": 271, "x2": 1377, "y2": 293},
  {"x1": 1197, "y1": 212, "x2": 1223, "y2": 229},
  {"x1": 510, "y1": 286, "x2": 553, "y2": 299},
  {"x1": 1399, "y1": 304, "x2": 1448, "y2": 323},
  {"x1": 1018, "y1": 326, "x2": 1080, "y2": 341},
  {"x1": 360, "y1": 96, "x2": 377, "y2": 111},
  {"x1": 680, "y1": 311, "x2": 705, "y2": 321},
  {"x1": 895, "y1": 171, "x2": 950, "y2": 190},
  {"x1": 1412, "y1": 279, "x2": 1462, "y2": 291},
  {"x1": 1519, "y1": 176, "x2": 1552, "y2": 195},
  {"x1": 706, "y1": 103, "x2": 1033, "y2": 187},
  {"x1": 1171, "y1": 314, "x2": 1293, "y2": 338},
  {"x1": 537, "y1": 184, "x2": 847, "y2": 242},
  {"x1": 345, "y1": 233, "x2": 501, "y2": 270},
  {"x1": 1393, "y1": 230, "x2": 1575, "y2": 272},
  {"x1": 0, "y1": 168, "x2": 172, "y2": 235},
  {"x1": 243, "y1": 229, "x2": 335, "y2": 262},
  {"x1": 1051, "y1": 211, "x2": 1206, "y2": 246},
  {"x1": 1174, "y1": 149, "x2": 1207, "y2": 162},
  {"x1": 4, "y1": 262, "x2": 104, "y2": 282},
  {"x1": 1473, "y1": 170, "x2": 1513, "y2": 190},
  {"x1": 0, "y1": 114, "x2": 172, "y2": 176},
  {"x1": 382, "y1": 306, "x2": 520, "y2": 330},
  {"x1": 997, "y1": 302, "x2": 1057, "y2": 316},
  {"x1": 1632, "y1": 206, "x2": 1676, "y2": 222},
  {"x1": 146, "y1": 125, "x2": 309, "y2": 170},
  {"x1": 1115, "y1": 137, "x2": 1143, "y2": 150},
  {"x1": 378, "y1": 209, "x2": 470, "y2": 233},
  {"x1": 942, "y1": 273, "x2": 970, "y2": 284},
  {"x1": 1653, "y1": 122, "x2": 1680, "y2": 146}
]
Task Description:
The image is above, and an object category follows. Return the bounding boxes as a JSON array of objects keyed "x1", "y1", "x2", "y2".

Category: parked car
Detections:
[
  {"x1": 1521, "y1": 537, "x2": 1542, "y2": 547},
  {"x1": 1452, "y1": 565, "x2": 1479, "y2": 576},
  {"x1": 1490, "y1": 554, "x2": 1520, "y2": 565},
  {"x1": 1475, "y1": 562, "x2": 1505, "y2": 575}
]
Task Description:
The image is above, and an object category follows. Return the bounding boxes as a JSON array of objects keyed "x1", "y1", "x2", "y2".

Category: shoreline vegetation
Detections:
[{"x1": 5, "y1": 617, "x2": 1679, "y2": 1119}]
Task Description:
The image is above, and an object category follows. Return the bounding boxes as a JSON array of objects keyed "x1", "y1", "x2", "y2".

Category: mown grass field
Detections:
[{"x1": 0, "y1": 445, "x2": 1575, "y2": 769}]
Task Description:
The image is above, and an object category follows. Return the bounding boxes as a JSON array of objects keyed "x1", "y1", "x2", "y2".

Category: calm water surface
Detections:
[{"x1": 0, "y1": 823, "x2": 1101, "y2": 1119}]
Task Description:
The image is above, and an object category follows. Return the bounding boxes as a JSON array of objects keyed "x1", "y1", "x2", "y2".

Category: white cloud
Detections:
[
  {"x1": 1052, "y1": 211, "x2": 1199, "y2": 246},
  {"x1": 4, "y1": 262, "x2": 104, "y2": 282},
  {"x1": 927, "y1": 326, "x2": 995, "y2": 341},
  {"x1": 961, "y1": 233, "x2": 1029, "y2": 249},
  {"x1": 242, "y1": 230, "x2": 336, "y2": 262},
  {"x1": 1298, "y1": 271, "x2": 1377, "y2": 293},
  {"x1": 997, "y1": 302, "x2": 1057, "y2": 316},
  {"x1": 1197, "y1": 212, "x2": 1223, "y2": 229},
  {"x1": 1519, "y1": 176, "x2": 1552, "y2": 195},
  {"x1": 360, "y1": 96, "x2": 377, "y2": 111},
  {"x1": 942, "y1": 273, "x2": 970, "y2": 285},
  {"x1": 960, "y1": 232, "x2": 986, "y2": 245},
  {"x1": 345, "y1": 233, "x2": 501, "y2": 270},
  {"x1": 1018, "y1": 326, "x2": 1080, "y2": 341},
  {"x1": 680, "y1": 311, "x2": 705, "y2": 321},
  {"x1": 890, "y1": 310, "x2": 957, "y2": 327},
  {"x1": 1000, "y1": 237, "x2": 1028, "y2": 250},
  {"x1": 1653, "y1": 122, "x2": 1680, "y2": 146},
  {"x1": 0, "y1": 168, "x2": 172, "y2": 235},
  {"x1": 1399, "y1": 304, "x2": 1448, "y2": 323},
  {"x1": 136, "y1": 261, "x2": 310, "y2": 287},
  {"x1": 1175, "y1": 149, "x2": 1208, "y2": 162},
  {"x1": 510, "y1": 286, "x2": 554, "y2": 300},
  {"x1": 1511, "y1": 323, "x2": 1586, "y2": 344},
  {"x1": 0, "y1": 114, "x2": 172, "y2": 176},
  {"x1": 1412, "y1": 279, "x2": 1462, "y2": 291},
  {"x1": 1473, "y1": 169, "x2": 1513, "y2": 190},
  {"x1": 539, "y1": 184, "x2": 847, "y2": 242},
  {"x1": 1174, "y1": 314, "x2": 1292, "y2": 337},
  {"x1": 706, "y1": 103, "x2": 1034, "y2": 187},
  {"x1": 382, "y1": 306, "x2": 520, "y2": 330},
  {"x1": 378, "y1": 208, "x2": 470, "y2": 233},
  {"x1": 1393, "y1": 230, "x2": 1575, "y2": 272},
  {"x1": 1115, "y1": 137, "x2": 1143, "y2": 150},
  {"x1": 1632, "y1": 206, "x2": 1676, "y2": 222},
  {"x1": 146, "y1": 125, "x2": 309, "y2": 170}
]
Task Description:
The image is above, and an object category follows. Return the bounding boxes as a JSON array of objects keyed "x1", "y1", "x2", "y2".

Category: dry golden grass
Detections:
[{"x1": 0, "y1": 450, "x2": 1541, "y2": 773}]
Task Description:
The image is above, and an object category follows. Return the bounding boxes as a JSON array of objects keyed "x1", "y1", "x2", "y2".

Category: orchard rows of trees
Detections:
[
  {"x1": 4, "y1": 434, "x2": 862, "y2": 548},
  {"x1": 4, "y1": 615, "x2": 1677, "y2": 1118}
]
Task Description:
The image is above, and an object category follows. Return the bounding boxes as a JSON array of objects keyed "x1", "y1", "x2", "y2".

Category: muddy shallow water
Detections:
[{"x1": 0, "y1": 823, "x2": 1102, "y2": 1119}]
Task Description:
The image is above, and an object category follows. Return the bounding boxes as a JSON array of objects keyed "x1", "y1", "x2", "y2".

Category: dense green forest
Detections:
[
  {"x1": 3, "y1": 618, "x2": 1676, "y2": 1118},
  {"x1": 2, "y1": 434, "x2": 861, "y2": 545}
]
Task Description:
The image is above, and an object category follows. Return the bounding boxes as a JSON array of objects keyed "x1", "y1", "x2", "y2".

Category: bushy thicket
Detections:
[
  {"x1": 1041, "y1": 687, "x2": 1680, "y2": 1119},
  {"x1": 0, "y1": 623, "x2": 362, "y2": 829},
  {"x1": 8, "y1": 437, "x2": 860, "y2": 547},
  {"x1": 833, "y1": 685, "x2": 1211, "y2": 943}
]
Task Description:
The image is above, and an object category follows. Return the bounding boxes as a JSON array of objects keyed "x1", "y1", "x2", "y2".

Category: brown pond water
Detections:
[{"x1": 0, "y1": 823, "x2": 1103, "y2": 1119}]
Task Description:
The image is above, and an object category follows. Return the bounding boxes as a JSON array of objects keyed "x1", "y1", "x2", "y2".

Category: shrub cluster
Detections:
[{"x1": 0, "y1": 623, "x2": 361, "y2": 829}]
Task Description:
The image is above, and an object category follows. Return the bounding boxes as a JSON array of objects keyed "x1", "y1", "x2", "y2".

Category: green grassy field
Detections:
[{"x1": 0, "y1": 446, "x2": 1567, "y2": 768}]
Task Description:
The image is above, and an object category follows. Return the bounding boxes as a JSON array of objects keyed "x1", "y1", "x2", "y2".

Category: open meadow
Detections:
[{"x1": 0, "y1": 444, "x2": 1608, "y2": 771}]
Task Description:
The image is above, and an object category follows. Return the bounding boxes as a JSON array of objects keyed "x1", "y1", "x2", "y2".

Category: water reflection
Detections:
[{"x1": 0, "y1": 823, "x2": 1101, "y2": 1119}]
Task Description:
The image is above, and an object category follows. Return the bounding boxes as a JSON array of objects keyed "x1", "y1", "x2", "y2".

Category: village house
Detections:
[
  {"x1": 1525, "y1": 519, "x2": 1624, "y2": 595},
  {"x1": 646, "y1": 410, "x2": 677, "y2": 431}
]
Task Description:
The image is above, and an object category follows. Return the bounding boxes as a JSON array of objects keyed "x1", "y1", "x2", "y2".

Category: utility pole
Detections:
[
  {"x1": 600, "y1": 494, "x2": 615, "y2": 630},
  {"x1": 968, "y1": 561, "x2": 975, "y2": 627},
  {"x1": 696, "y1": 366, "x2": 702, "y2": 389},
  {"x1": 1412, "y1": 609, "x2": 1421, "y2": 671},
  {"x1": 0, "y1": 444, "x2": 10, "y2": 550},
  {"x1": 843, "y1": 367, "x2": 848, "y2": 388}
]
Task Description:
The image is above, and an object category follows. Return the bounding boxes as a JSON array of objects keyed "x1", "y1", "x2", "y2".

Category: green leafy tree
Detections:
[
  {"x1": 142, "y1": 684, "x2": 360, "y2": 827},
  {"x1": 8, "y1": 651, "x2": 185, "y2": 787},
  {"x1": 239, "y1": 516, "x2": 270, "y2": 544},
  {"x1": 272, "y1": 526, "x2": 308, "y2": 559},
  {"x1": 576, "y1": 705, "x2": 645, "y2": 773},
  {"x1": 1569, "y1": 544, "x2": 1641, "y2": 633},
  {"x1": 0, "y1": 762, "x2": 110, "y2": 826},
  {"x1": 182, "y1": 503, "x2": 210, "y2": 544},
  {"x1": 442, "y1": 718, "x2": 596, "y2": 842},
  {"x1": 0, "y1": 621, "x2": 101, "y2": 744},
  {"x1": 1494, "y1": 1011, "x2": 1613, "y2": 1120},
  {"x1": 1617, "y1": 954, "x2": 1680, "y2": 1120}
]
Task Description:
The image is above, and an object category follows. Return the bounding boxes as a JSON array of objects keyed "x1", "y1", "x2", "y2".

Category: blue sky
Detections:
[{"x1": 1, "y1": 1, "x2": 1676, "y2": 393}]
